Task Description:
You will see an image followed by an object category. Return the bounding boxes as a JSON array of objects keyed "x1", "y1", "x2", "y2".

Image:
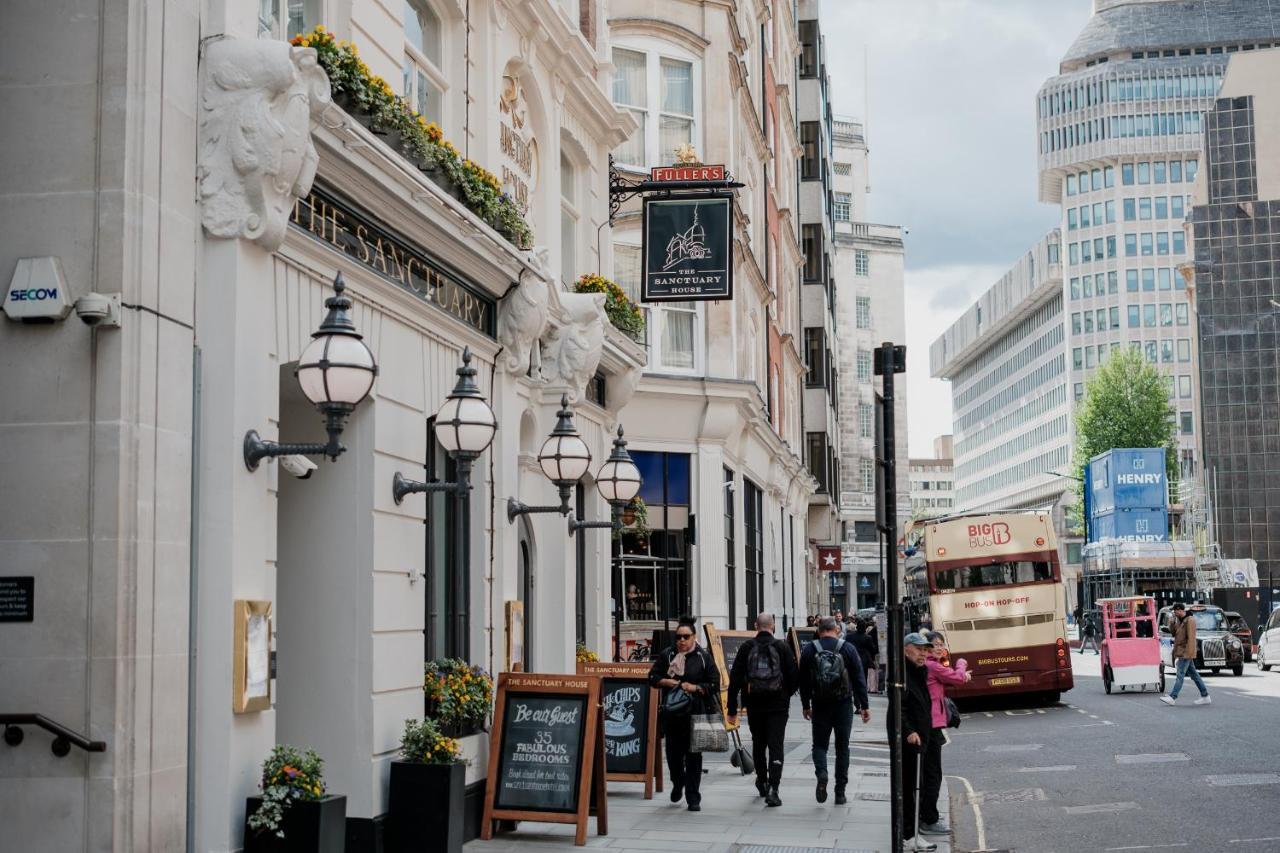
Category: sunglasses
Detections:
[{"x1": 675, "y1": 633, "x2": 695, "y2": 640}]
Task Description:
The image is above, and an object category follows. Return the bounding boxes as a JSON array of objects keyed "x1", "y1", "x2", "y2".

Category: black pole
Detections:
[{"x1": 875, "y1": 342, "x2": 907, "y2": 853}]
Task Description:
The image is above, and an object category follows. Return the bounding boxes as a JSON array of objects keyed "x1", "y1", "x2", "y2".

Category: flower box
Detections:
[
  {"x1": 243, "y1": 795, "x2": 346, "y2": 853},
  {"x1": 386, "y1": 761, "x2": 465, "y2": 853}
]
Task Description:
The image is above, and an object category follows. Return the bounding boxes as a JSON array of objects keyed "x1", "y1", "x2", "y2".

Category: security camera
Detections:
[
  {"x1": 278, "y1": 454, "x2": 318, "y2": 479},
  {"x1": 74, "y1": 293, "x2": 121, "y2": 328}
]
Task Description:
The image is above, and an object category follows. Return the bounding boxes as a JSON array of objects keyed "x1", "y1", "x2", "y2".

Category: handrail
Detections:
[{"x1": 1, "y1": 713, "x2": 107, "y2": 757}]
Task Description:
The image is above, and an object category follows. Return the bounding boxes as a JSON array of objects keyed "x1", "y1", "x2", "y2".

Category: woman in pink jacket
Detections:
[{"x1": 916, "y1": 631, "x2": 971, "y2": 836}]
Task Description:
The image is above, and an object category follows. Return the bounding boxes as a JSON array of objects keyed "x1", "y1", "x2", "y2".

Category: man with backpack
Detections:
[
  {"x1": 727, "y1": 613, "x2": 799, "y2": 807},
  {"x1": 800, "y1": 617, "x2": 871, "y2": 805}
]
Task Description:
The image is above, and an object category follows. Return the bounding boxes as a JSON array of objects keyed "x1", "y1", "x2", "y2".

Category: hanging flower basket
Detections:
[{"x1": 574, "y1": 274, "x2": 645, "y2": 341}]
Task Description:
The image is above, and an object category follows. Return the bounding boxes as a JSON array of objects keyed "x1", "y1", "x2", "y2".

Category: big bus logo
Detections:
[{"x1": 968, "y1": 522, "x2": 1011, "y2": 548}]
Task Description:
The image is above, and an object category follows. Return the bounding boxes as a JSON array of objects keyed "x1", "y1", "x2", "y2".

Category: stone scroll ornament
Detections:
[
  {"x1": 198, "y1": 37, "x2": 332, "y2": 252},
  {"x1": 539, "y1": 290, "x2": 607, "y2": 404}
]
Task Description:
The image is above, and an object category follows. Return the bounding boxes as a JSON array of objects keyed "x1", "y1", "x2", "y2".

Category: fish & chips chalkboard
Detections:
[
  {"x1": 577, "y1": 662, "x2": 660, "y2": 798},
  {"x1": 703, "y1": 624, "x2": 756, "y2": 729},
  {"x1": 481, "y1": 673, "x2": 607, "y2": 846}
]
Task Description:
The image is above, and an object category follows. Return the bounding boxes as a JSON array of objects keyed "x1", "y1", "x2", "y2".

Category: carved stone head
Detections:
[{"x1": 199, "y1": 37, "x2": 332, "y2": 252}]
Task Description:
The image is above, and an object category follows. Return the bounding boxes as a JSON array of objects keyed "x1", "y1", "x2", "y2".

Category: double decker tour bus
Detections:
[{"x1": 905, "y1": 512, "x2": 1073, "y2": 701}]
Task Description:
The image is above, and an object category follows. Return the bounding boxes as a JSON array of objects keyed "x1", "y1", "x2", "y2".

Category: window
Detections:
[
  {"x1": 1144, "y1": 305, "x2": 1156, "y2": 327},
  {"x1": 1108, "y1": 271, "x2": 1118, "y2": 294},
  {"x1": 1068, "y1": 208, "x2": 1078, "y2": 230},
  {"x1": 1070, "y1": 278, "x2": 1080, "y2": 299},
  {"x1": 1156, "y1": 232, "x2": 1170, "y2": 255},
  {"x1": 860, "y1": 458, "x2": 875, "y2": 493},
  {"x1": 1158, "y1": 268, "x2": 1172, "y2": 290},
  {"x1": 611, "y1": 47, "x2": 696, "y2": 168},
  {"x1": 856, "y1": 296, "x2": 871, "y2": 329},
  {"x1": 1069, "y1": 243, "x2": 1080, "y2": 265},
  {"x1": 743, "y1": 478, "x2": 764, "y2": 622},
  {"x1": 1145, "y1": 341, "x2": 1157, "y2": 363},
  {"x1": 1139, "y1": 197, "x2": 1152, "y2": 220},
  {"x1": 1106, "y1": 200, "x2": 1116, "y2": 223},
  {"x1": 1122, "y1": 163, "x2": 1135, "y2": 185},
  {"x1": 1075, "y1": 383, "x2": 1084, "y2": 400},
  {"x1": 1073, "y1": 347, "x2": 1083, "y2": 369},
  {"x1": 1143, "y1": 269, "x2": 1155, "y2": 291},
  {"x1": 560, "y1": 153, "x2": 578, "y2": 285},
  {"x1": 1138, "y1": 162, "x2": 1151, "y2": 184},
  {"x1": 404, "y1": 0, "x2": 446, "y2": 125},
  {"x1": 1162, "y1": 339, "x2": 1174, "y2": 362},
  {"x1": 259, "y1": 0, "x2": 316, "y2": 40},
  {"x1": 807, "y1": 433, "x2": 830, "y2": 492},
  {"x1": 1127, "y1": 305, "x2": 1140, "y2": 327},
  {"x1": 425, "y1": 417, "x2": 469, "y2": 660},
  {"x1": 1180, "y1": 412, "x2": 1194, "y2": 434},
  {"x1": 1155, "y1": 197, "x2": 1168, "y2": 219},
  {"x1": 1170, "y1": 160, "x2": 1183, "y2": 182},
  {"x1": 1172, "y1": 232, "x2": 1186, "y2": 254},
  {"x1": 1154, "y1": 161, "x2": 1167, "y2": 184},
  {"x1": 1080, "y1": 206, "x2": 1090, "y2": 228},
  {"x1": 1186, "y1": 160, "x2": 1199, "y2": 182},
  {"x1": 1092, "y1": 169, "x2": 1102, "y2": 191},
  {"x1": 1176, "y1": 303, "x2": 1189, "y2": 326},
  {"x1": 803, "y1": 225, "x2": 823, "y2": 281},
  {"x1": 1171, "y1": 196, "x2": 1184, "y2": 219},
  {"x1": 1109, "y1": 306, "x2": 1120, "y2": 329},
  {"x1": 859, "y1": 403, "x2": 873, "y2": 439},
  {"x1": 834, "y1": 192, "x2": 852, "y2": 222},
  {"x1": 1083, "y1": 312, "x2": 1094, "y2": 333},
  {"x1": 857, "y1": 349, "x2": 871, "y2": 382},
  {"x1": 723, "y1": 468, "x2": 737, "y2": 627},
  {"x1": 1177, "y1": 339, "x2": 1191, "y2": 361},
  {"x1": 834, "y1": 161, "x2": 852, "y2": 176},
  {"x1": 1141, "y1": 233, "x2": 1154, "y2": 256},
  {"x1": 932, "y1": 561, "x2": 1054, "y2": 591},
  {"x1": 1124, "y1": 198, "x2": 1136, "y2": 221},
  {"x1": 855, "y1": 250, "x2": 870, "y2": 277},
  {"x1": 805, "y1": 327, "x2": 826, "y2": 387},
  {"x1": 1178, "y1": 375, "x2": 1192, "y2": 398},
  {"x1": 801, "y1": 122, "x2": 820, "y2": 180},
  {"x1": 1071, "y1": 312, "x2": 1081, "y2": 334},
  {"x1": 1067, "y1": 174, "x2": 1077, "y2": 196},
  {"x1": 799, "y1": 20, "x2": 819, "y2": 78},
  {"x1": 1126, "y1": 270, "x2": 1138, "y2": 292},
  {"x1": 1125, "y1": 234, "x2": 1137, "y2": 257}
]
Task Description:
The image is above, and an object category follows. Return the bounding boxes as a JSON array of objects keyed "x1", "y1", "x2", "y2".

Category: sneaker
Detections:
[
  {"x1": 755, "y1": 777, "x2": 770, "y2": 798},
  {"x1": 670, "y1": 783, "x2": 683, "y2": 803},
  {"x1": 1194, "y1": 695, "x2": 1212, "y2": 705},
  {"x1": 765, "y1": 786, "x2": 782, "y2": 807},
  {"x1": 1159, "y1": 695, "x2": 1176, "y2": 706},
  {"x1": 816, "y1": 776, "x2": 828, "y2": 803},
  {"x1": 834, "y1": 790, "x2": 848, "y2": 805},
  {"x1": 920, "y1": 821, "x2": 950, "y2": 835},
  {"x1": 904, "y1": 838, "x2": 938, "y2": 852},
  {"x1": 687, "y1": 803, "x2": 701, "y2": 812}
]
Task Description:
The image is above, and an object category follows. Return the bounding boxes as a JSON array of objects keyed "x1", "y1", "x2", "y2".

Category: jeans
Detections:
[
  {"x1": 663, "y1": 716, "x2": 703, "y2": 805},
  {"x1": 747, "y1": 708, "x2": 789, "y2": 788},
  {"x1": 1170, "y1": 657, "x2": 1208, "y2": 699},
  {"x1": 919, "y1": 727, "x2": 945, "y2": 825},
  {"x1": 810, "y1": 699, "x2": 853, "y2": 789}
]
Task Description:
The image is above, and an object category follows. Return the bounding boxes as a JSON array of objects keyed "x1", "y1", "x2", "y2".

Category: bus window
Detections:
[{"x1": 932, "y1": 560, "x2": 1054, "y2": 591}]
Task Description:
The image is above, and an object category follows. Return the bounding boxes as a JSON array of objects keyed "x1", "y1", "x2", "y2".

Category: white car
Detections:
[{"x1": 1259, "y1": 606, "x2": 1280, "y2": 672}]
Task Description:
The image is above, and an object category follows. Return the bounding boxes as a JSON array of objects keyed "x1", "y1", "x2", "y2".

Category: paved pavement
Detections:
[
  {"x1": 467, "y1": 693, "x2": 950, "y2": 852},
  {"x1": 947, "y1": 648, "x2": 1280, "y2": 853}
]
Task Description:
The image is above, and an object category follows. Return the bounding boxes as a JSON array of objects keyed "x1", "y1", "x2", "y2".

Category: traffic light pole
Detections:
[{"x1": 875, "y1": 342, "x2": 907, "y2": 853}]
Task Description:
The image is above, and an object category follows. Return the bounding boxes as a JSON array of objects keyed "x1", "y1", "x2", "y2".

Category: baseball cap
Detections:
[{"x1": 904, "y1": 632, "x2": 932, "y2": 647}]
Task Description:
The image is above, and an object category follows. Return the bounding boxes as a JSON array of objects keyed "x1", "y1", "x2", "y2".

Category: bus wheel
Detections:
[{"x1": 1103, "y1": 666, "x2": 1113, "y2": 694}]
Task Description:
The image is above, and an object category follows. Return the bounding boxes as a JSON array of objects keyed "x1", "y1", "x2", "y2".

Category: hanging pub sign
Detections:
[
  {"x1": 650, "y1": 164, "x2": 725, "y2": 182},
  {"x1": 480, "y1": 672, "x2": 607, "y2": 847},
  {"x1": 642, "y1": 194, "x2": 733, "y2": 303},
  {"x1": 576, "y1": 662, "x2": 661, "y2": 798}
]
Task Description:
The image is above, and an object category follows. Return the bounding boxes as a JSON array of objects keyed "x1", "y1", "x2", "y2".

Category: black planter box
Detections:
[
  {"x1": 244, "y1": 795, "x2": 346, "y2": 853},
  {"x1": 386, "y1": 761, "x2": 465, "y2": 853}
]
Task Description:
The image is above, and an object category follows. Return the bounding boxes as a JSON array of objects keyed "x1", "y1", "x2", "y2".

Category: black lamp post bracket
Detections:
[
  {"x1": 391, "y1": 458, "x2": 475, "y2": 506},
  {"x1": 243, "y1": 427, "x2": 346, "y2": 472}
]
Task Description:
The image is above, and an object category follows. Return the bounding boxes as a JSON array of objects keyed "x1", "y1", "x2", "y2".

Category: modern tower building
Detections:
[
  {"x1": 1036, "y1": 0, "x2": 1280, "y2": 484},
  {"x1": 1189, "y1": 49, "x2": 1280, "y2": 594},
  {"x1": 832, "y1": 116, "x2": 908, "y2": 612}
]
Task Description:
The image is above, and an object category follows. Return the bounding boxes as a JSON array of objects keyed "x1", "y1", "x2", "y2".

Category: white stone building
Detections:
[
  {"x1": 909, "y1": 436, "x2": 955, "y2": 519},
  {"x1": 831, "y1": 117, "x2": 908, "y2": 612}
]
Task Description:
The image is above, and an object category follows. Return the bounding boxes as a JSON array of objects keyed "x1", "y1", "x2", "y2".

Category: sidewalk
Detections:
[{"x1": 464, "y1": 693, "x2": 951, "y2": 853}]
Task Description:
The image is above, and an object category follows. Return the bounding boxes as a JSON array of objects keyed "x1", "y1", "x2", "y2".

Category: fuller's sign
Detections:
[
  {"x1": 289, "y1": 183, "x2": 496, "y2": 337},
  {"x1": 642, "y1": 195, "x2": 732, "y2": 302},
  {"x1": 650, "y1": 164, "x2": 725, "y2": 182}
]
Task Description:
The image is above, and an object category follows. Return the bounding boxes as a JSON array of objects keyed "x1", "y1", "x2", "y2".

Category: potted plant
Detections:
[
  {"x1": 573, "y1": 273, "x2": 645, "y2": 341},
  {"x1": 423, "y1": 659, "x2": 493, "y2": 737},
  {"x1": 575, "y1": 642, "x2": 599, "y2": 664},
  {"x1": 616, "y1": 497, "x2": 650, "y2": 538},
  {"x1": 387, "y1": 719, "x2": 466, "y2": 853},
  {"x1": 244, "y1": 746, "x2": 345, "y2": 853}
]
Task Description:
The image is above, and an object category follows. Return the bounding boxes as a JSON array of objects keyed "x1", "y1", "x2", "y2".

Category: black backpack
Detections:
[
  {"x1": 746, "y1": 640, "x2": 784, "y2": 694},
  {"x1": 811, "y1": 640, "x2": 851, "y2": 701}
]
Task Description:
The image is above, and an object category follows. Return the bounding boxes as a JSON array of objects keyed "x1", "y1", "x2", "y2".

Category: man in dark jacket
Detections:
[
  {"x1": 727, "y1": 613, "x2": 799, "y2": 806},
  {"x1": 897, "y1": 632, "x2": 936, "y2": 852},
  {"x1": 800, "y1": 617, "x2": 871, "y2": 805}
]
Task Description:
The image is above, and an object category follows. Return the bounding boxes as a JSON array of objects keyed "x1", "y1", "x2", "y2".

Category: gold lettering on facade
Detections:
[
  {"x1": 498, "y1": 71, "x2": 537, "y2": 216},
  {"x1": 372, "y1": 238, "x2": 389, "y2": 274},
  {"x1": 328, "y1": 209, "x2": 345, "y2": 248},
  {"x1": 354, "y1": 224, "x2": 371, "y2": 263}
]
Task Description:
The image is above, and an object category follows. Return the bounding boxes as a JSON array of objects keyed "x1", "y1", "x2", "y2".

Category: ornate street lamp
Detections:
[
  {"x1": 568, "y1": 426, "x2": 643, "y2": 535},
  {"x1": 392, "y1": 347, "x2": 497, "y2": 503},
  {"x1": 244, "y1": 272, "x2": 378, "y2": 471},
  {"x1": 508, "y1": 394, "x2": 591, "y2": 521}
]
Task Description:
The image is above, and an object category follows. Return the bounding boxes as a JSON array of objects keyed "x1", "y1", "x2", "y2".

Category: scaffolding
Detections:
[{"x1": 1081, "y1": 539, "x2": 1201, "y2": 611}]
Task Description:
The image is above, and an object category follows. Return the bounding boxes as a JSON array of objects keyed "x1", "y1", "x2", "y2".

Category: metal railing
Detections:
[{"x1": 1, "y1": 714, "x2": 107, "y2": 757}]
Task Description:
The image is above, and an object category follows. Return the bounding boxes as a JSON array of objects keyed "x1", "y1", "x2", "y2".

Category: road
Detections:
[{"x1": 946, "y1": 649, "x2": 1280, "y2": 853}]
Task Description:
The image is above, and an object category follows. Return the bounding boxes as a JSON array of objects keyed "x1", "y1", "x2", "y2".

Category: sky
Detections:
[{"x1": 823, "y1": 0, "x2": 1094, "y2": 457}]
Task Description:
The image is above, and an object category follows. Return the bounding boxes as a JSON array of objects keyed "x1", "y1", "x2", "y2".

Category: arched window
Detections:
[
  {"x1": 403, "y1": 0, "x2": 446, "y2": 126},
  {"x1": 610, "y1": 39, "x2": 700, "y2": 169}
]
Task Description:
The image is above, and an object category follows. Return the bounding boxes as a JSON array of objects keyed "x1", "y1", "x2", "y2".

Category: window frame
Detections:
[
  {"x1": 610, "y1": 37, "x2": 703, "y2": 172},
  {"x1": 613, "y1": 235, "x2": 703, "y2": 374},
  {"x1": 402, "y1": 0, "x2": 449, "y2": 127}
]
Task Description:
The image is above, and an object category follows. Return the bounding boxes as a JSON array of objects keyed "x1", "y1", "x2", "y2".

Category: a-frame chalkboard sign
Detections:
[
  {"x1": 480, "y1": 672, "x2": 608, "y2": 846},
  {"x1": 576, "y1": 661, "x2": 660, "y2": 798}
]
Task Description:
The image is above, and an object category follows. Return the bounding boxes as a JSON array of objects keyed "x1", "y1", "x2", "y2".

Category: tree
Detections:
[{"x1": 1072, "y1": 347, "x2": 1179, "y2": 511}]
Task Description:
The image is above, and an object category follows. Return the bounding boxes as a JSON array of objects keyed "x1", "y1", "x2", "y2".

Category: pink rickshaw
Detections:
[{"x1": 1099, "y1": 596, "x2": 1165, "y2": 695}]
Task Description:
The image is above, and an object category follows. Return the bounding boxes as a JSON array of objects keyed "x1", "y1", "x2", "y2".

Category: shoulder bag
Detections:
[{"x1": 689, "y1": 690, "x2": 730, "y2": 753}]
